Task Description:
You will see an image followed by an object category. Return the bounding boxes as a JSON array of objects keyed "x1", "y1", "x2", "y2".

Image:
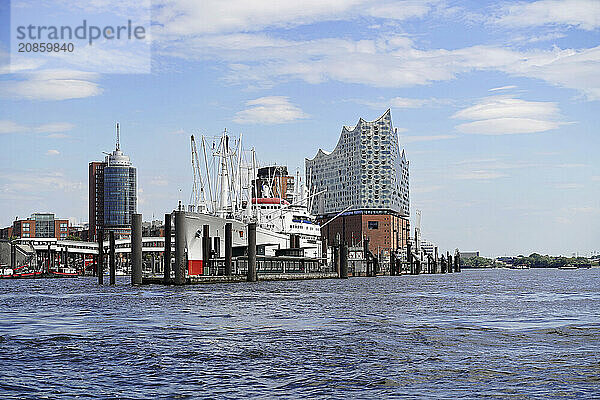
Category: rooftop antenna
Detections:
[{"x1": 116, "y1": 122, "x2": 120, "y2": 151}]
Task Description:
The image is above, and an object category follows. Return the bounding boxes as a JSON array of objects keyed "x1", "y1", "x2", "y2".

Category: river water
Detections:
[{"x1": 1, "y1": 268, "x2": 599, "y2": 399}]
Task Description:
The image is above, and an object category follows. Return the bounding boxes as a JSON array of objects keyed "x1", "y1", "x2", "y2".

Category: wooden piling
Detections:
[
  {"x1": 163, "y1": 213, "x2": 172, "y2": 284},
  {"x1": 202, "y1": 225, "x2": 211, "y2": 275},
  {"x1": 131, "y1": 214, "x2": 142, "y2": 285},
  {"x1": 97, "y1": 229, "x2": 104, "y2": 284},
  {"x1": 225, "y1": 222, "x2": 232, "y2": 276},
  {"x1": 340, "y1": 243, "x2": 348, "y2": 279},
  {"x1": 390, "y1": 252, "x2": 396, "y2": 276},
  {"x1": 174, "y1": 210, "x2": 186, "y2": 285},
  {"x1": 109, "y1": 231, "x2": 116, "y2": 285},
  {"x1": 407, "y1": 242, "x2": 413, "y2": 275},
  {"x1": 447, "y1": 253, "x2": 453, "y2": 273},
  {"x1": 247, "y1": 222, "x2": 257, "y2": 282},
  {"x1": 10, "y1": 242, "x2": 16, "y2": 269}
]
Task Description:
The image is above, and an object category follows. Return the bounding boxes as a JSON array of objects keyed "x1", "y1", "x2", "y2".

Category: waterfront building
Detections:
[
  {"x1": 10, "y1": 213, "x2": 70, "y2": 240},
  {"x1": 88, "y1": 124, "x2": 137, "y2": 241},
  {"x1": 459, "y1": 251, "x2": 480, "y2": 259},
  {"x1": 305, "y1": 109, "x2": 410, "y2": 254},
  {"x1": 252, "y1": 165, "x2": 296, "y2": 203}
]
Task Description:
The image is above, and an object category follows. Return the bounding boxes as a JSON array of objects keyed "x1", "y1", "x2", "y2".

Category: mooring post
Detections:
[
  {"x1": 225, "y1": 222, "x2": 232, "y2": 276},
  {"x1": 247, "y1": 222, "x2": 257, "y2": 282},
  {"x1": 131, "y1": 214, "x2": 142, "y2": 285},
  {"x1": 447, "y1": 253, "x2": 453, "y2": 273},
  {"x1": 10, "y1": 242, "x2": 16, "y2": 269},
  {"x1": 109, "y1": 231, "x2": 116, "y2": 285},
  {"x1": 174, "y1": 210, "x2": 186, "y2": 285},
  {"x1": 407, "y1": 242, "x2": 413, "y2": 275},
  {"x1": 213, "y1": 237, "x2": 220, "y2": 259},
  {"x1": 163, "y1": 213, "x2": 172, "y2": 284},
  {"x1": 363, "y1": 236, "x2": 371, "y2": 277},
  {"x1": 390, "y1": 252, "x2": 396, "y2": 276},
  {"x1": 97, "y1": 229, "x2": 104, "y2": 284},
  {"x1": 340, "y1": 242, "x2": 348, "y2": 279},
  {"x1": 202, "y1": 225, "x2": 211, "y2": 275}
]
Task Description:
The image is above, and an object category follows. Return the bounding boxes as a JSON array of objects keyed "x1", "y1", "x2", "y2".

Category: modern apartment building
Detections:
[
  {"x1": 305, "y1": 109, "x2": 410, "y2": 254},
  {"x1": 88, "y1": 124, "x2": 137, "y2": 241},
  {"x1": 11, "y1": 213, "x2": 70, "y2": 240}
]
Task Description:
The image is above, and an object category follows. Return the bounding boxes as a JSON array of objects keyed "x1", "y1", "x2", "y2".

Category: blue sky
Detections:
[{"x1": 0, "y1": 0, "x2": 599, "y2": 257}]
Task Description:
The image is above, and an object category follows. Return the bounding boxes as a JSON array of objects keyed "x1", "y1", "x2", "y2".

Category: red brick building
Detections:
[
  {"x1": 11, "y1": 213, "x2": 70, "y2": 240},
  {"x1": 319, "y1": 212, "x2": 409, "y2": 255}
]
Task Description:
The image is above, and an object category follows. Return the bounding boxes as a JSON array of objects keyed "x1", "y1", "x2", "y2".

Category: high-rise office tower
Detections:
[{"x1": 88, "y1": 123, "x2": 137, "y2": 241}]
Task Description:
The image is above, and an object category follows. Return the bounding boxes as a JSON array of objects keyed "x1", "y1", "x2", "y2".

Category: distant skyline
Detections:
[{"x1": 1, "y1": 0, "x2": 599, "y2": 257}]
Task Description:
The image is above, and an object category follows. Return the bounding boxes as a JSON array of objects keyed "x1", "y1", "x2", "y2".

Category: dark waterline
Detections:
[{"x1": 1, "y1": 269, "x2": 599, "y2": 399}]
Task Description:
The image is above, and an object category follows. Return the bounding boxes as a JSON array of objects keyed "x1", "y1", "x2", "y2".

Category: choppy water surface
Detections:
[{"x1": 1, "y1": 269, "x2": 599, "y2": 399}]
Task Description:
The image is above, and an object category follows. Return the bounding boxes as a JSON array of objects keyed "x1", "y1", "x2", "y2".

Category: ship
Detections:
[{"x1": 178, "y1": 131, "x2": 324, "y2": 274}]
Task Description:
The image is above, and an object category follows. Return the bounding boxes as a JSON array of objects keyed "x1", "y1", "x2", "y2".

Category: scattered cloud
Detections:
[
  {"x1": 554, "y1": 183, "x2": 585, "y2": 189},
  {"x1": 453, "y1": 96, "x2": 563, "y2": 135},
  {"x1": 154, "y1": 0, "x2": 438, "y2": 36},
  {"x1": 400, "y1": 134, "x2": 458, "y2": 143},
  {"x1": 412, "y1": 185, "x2": 444, "y2": 194},
  {"x1": 46, "y1": 149, "x2": 60, "y2": 156},
  {"x1": 0, "y1": 120, "x2": 74, "y2": 135},
  {"x1": 149, "y1": 176, "x2": 169, "y2": 186},
  {"x1": 592, "y1": 176, "x2": 600, "y2": 182},
  {"x1": 489, "y1": 85, "x2": 517, "y2": 92},
  {"x1": 455, "y1": 171, "x2": 508, "y2": 180},
  {"x1": 0, "y1": 120, "x2": 27, "y2": 134},
  {"x1": 0, "y1": 70, "x2": 103, "y2": 101},
  {"x1": 47, "y1": 133, "x2": 70, "y2": 139},
  {"x1": 494, "y1": 0, "x2": 600, "y2": 30},
  {"x1": 34, "y1": 122, "x2": 75, "y2": 133},
  {"x1": 233, "y1": 96, "x2": 308, "y2": 124},
  {"x1": 168, "y1": 129, "x2": 186, "y2": 135},
  {"x1": 0, "y1": 170, "x2": 82, "y2": 194},
  {"x1": 355, "y1": 96, "x2": 448, "y2": 109},
  {"x1": 510, "y1": 32, "x2": 567, "y2": 44},
  {"x1": 557, "y1": 163, "x2": 587, "y2": 168}
]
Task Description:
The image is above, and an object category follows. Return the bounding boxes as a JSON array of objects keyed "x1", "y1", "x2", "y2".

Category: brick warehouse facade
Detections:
[{"x1": 318, "y1": 213, "x2": 410, "y2": 255}]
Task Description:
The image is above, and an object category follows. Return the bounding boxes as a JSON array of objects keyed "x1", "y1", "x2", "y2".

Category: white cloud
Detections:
[
  {"x1": 158, "y1": 28, "x2": 600, "y2": 100},
  {"x1": 47, "y1": 133, "x2": 70, "y2": 139},
  {"x1": 455, "y1": 171, "x2": 508, "y2": 180},
  {"x1": 489, "y1": 85, "x2": 517, "y2": 92},
  {"x1": 557, "y1": 163, "x2": 587, "y2": 168},
  {"x1": 356, "y1": 96, "x2": 447, "y2": 109},
  {"x1": 454, "y1": 97, "x2": 559, "y2": 120},
  {"x1": 0, "y1": 171, "x2": 82, "y2": 194},
  {"x1": 0, "y1": 121, "x2": 27, "y2": 134},
  {"x1": 34, "y1": 122, "x2": 75, "y2": 133},
  {"x1": 154, "y1": 0, "x2": 436, "y2": 36},
  {"x1": 554, "y1": 183, "x2": 585, "y2": 189},
  {"x1": 233, "y1": 96, "x2": 308, "y2": 124},
  {"x1": 456, "y1": 118, "x2": 561, "y2": 135},
  {"x1": 400, "y1": 134, "x2": 458, "y2": 143},
  {"x1": 168, "y1": 129, "x2": 186, "y2": 135},
  {"x1": 495, "y1": 0, "x2": 600, "y2": 30},
  {"x1": 453, "y1": 96, "x2": 563, "y2": 135},
  {"x1": 0, "y1": 120, "x2": 74, "y2": 135},
  {"x1": 0, "y1": 70, "x2": 103, "y2": 101},
  {"x1": 149, "y1": 177, "x2": 169, "y2": 186},
  {"x1": 412, "y1": 185, "x2": 444, "y2": 194},
  {"x1": 46, "y1": 149, "x2": 60, "y2": 156}
]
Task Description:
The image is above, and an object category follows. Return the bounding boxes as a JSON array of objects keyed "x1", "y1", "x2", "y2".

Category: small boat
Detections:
[{"x1": 558, "y1": 265, "x2": 578, "y2": 270}]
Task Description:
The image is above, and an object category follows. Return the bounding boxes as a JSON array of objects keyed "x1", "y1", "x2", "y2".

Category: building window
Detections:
[{"x1": 368, "y1": 221, "x2": 379, "y2": 230}]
